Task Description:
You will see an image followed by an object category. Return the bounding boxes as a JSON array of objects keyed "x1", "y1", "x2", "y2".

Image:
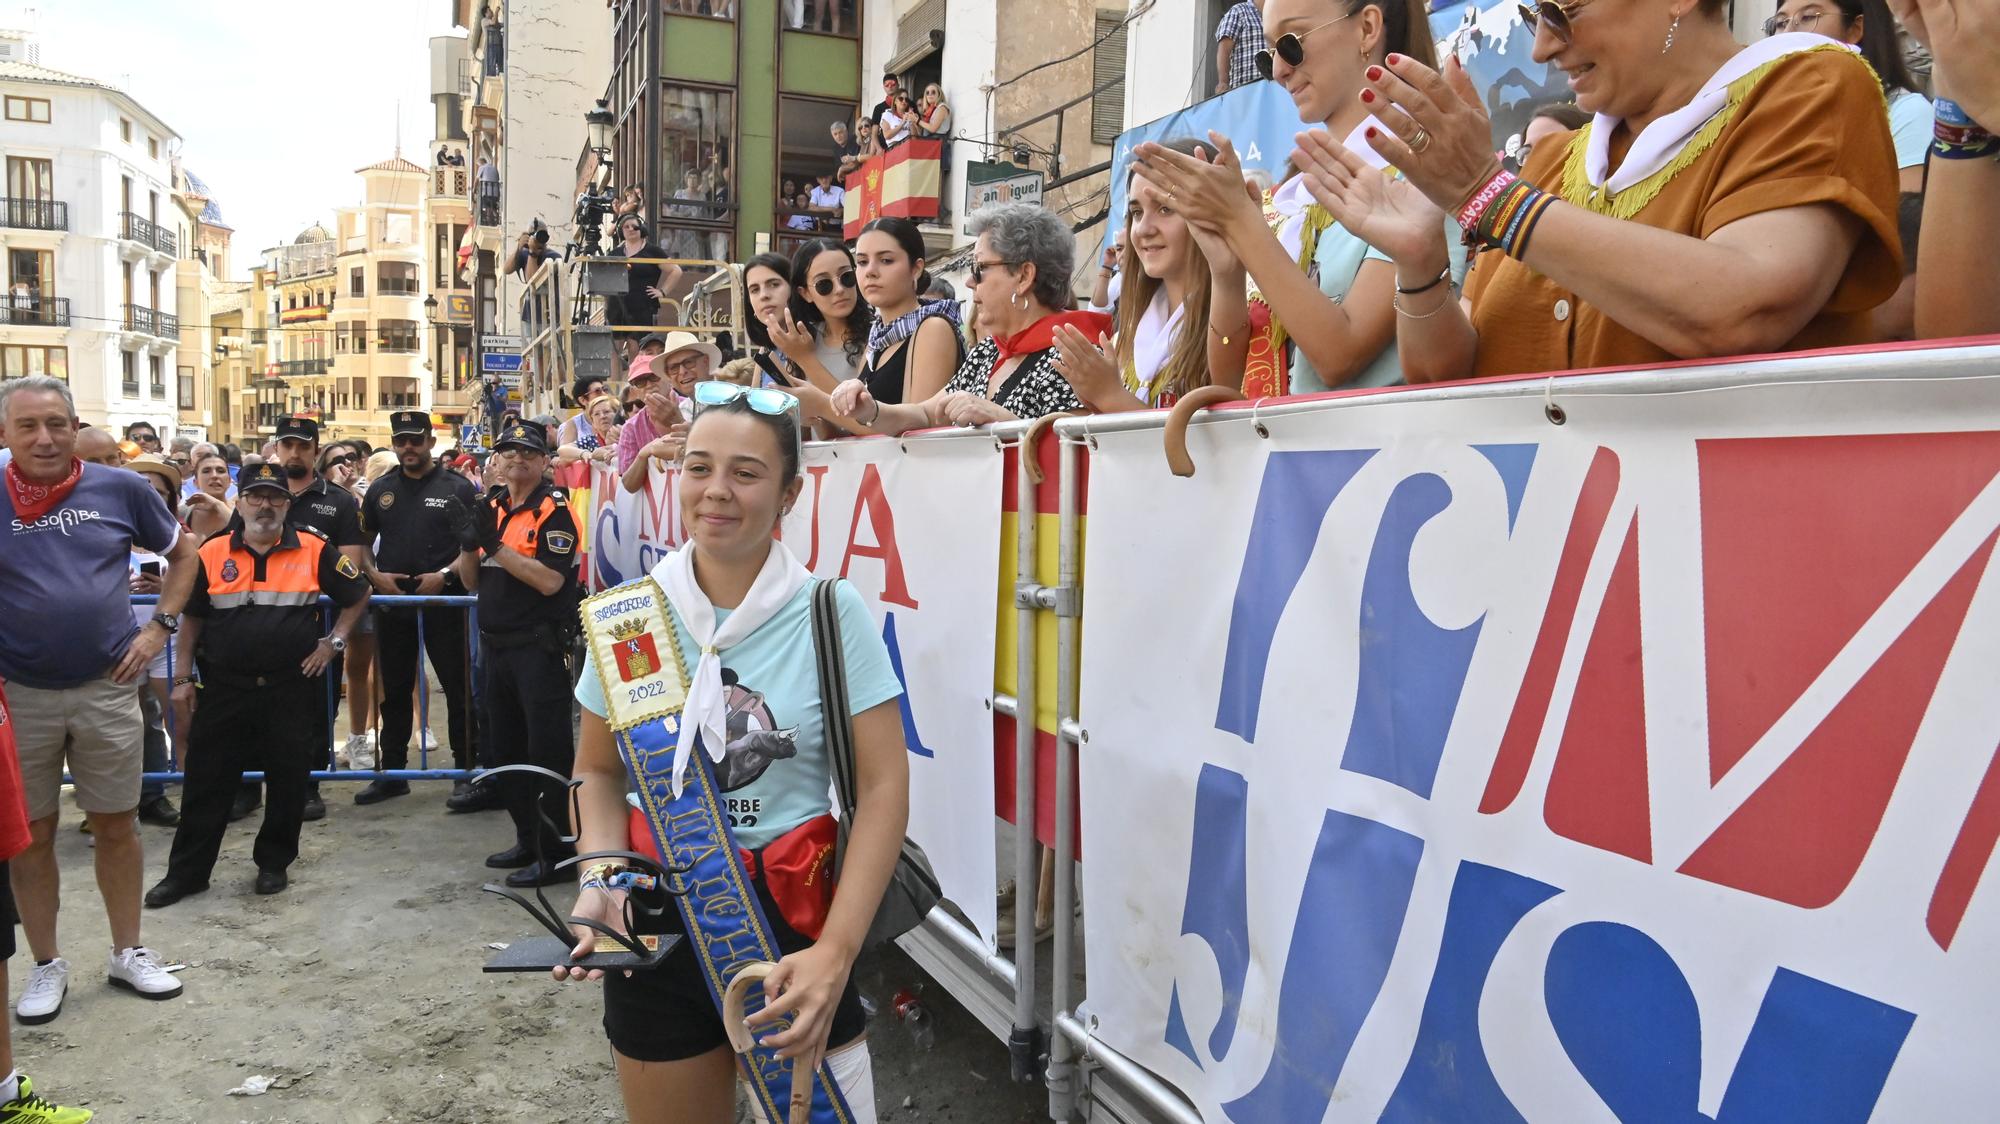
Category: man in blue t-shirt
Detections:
[{"x1": 0, "y1": 376, "x2": 198, "y2": 1023}]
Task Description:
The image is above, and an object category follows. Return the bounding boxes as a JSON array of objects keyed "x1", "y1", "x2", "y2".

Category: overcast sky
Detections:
[{"x1": 28, "y1": 0, "x2": 456, "y2": 272}]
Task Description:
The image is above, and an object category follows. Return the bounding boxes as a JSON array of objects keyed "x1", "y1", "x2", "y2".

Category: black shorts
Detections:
[
  {"x1": 603, "y1": 871, "x2": 866, "y2": 1063},
  {"x1": 0, "y1": 862, "x2": 15, "y2": 961}
]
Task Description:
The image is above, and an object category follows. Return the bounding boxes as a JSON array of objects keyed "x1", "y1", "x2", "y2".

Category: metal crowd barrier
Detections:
[{"x1": 127, "y1": 593, "x2": 481, "y2": 784}]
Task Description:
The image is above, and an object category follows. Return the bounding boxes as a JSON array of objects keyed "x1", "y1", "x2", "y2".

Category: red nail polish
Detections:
[
  {"x1": 1360, "y1": 89, "x2": 1376, "y2": 103},
  {"x1": 1366, "y1": 66, "x2": 1383, "y2": 81},
  {"x1": 1366, "y1": 126, "x2": 1379, "y2": 139},
  {"x1": 1388, "y1": 53, "x2": 1404, "y2": 65}
]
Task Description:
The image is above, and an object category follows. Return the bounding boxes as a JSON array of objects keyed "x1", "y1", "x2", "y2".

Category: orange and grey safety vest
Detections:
[{"x1": 186, "y1": 524, "x2": 370, "y2": 682}]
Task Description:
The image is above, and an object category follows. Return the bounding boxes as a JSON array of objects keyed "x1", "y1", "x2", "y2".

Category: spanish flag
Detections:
[
  {"x1": 993, "y1": 436, "x2": 1082, "y2": 856},
  {"x1": 843, "y1": 139, "x2": 943, "y2": 239}
]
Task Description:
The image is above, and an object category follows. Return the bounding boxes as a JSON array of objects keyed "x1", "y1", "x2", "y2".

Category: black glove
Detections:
[
  {"x1": 471, "y1": 495, "x2": 503, "y2": 555},
  {"x1": 443, "y1": 497, "x2": 481, "y2": 553}
]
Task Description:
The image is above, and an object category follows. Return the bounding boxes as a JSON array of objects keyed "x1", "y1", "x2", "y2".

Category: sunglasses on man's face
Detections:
[
  {"x1": 1517, "y1": 0, "x2": 1592, "y2": 44},
  {"x1": 324, "y1": 454, "x2": 357, "y2": 469},
  {"x1": 624, "y1": 400, "x2": 645, "y2": 414},
  {"x1": 1254, "y1": 11, "x2": 1356, "y2": 79},
  {"x1": 813, "y1": 269, "x2": 858, "y2": 297}
]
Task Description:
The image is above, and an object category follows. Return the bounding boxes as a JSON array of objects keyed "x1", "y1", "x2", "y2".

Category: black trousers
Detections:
[
  {"x1": 480, "y1": 636, "x2": 575, "y2": 854},
  {"x1": 375, "y1": 606, "x2": 472, "y2": 771},
  {"x1": 166, "y1": 674, "x2": 320, "y2": 881}
]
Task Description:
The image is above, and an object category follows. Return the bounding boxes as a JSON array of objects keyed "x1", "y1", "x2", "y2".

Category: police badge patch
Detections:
[
  {"x1": 544, "y1": 530, "x2": 575, "y2": 554},
  {"x1": 221, "y1": 559, "x2": 239, "y2": 582},
  {"x1": 378, "y1": 491, "x2": 396, "y2": 510},
  {"x1": 336, "y1": 555, "x2": 361, "y2": 579}
]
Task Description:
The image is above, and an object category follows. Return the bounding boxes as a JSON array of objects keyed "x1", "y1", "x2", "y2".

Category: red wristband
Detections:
[{"x1": 1457, "y1": 169, "x2": 1519, "y2": 233}]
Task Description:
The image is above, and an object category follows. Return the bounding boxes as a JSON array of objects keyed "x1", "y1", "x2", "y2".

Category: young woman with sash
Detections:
[
  {"x1": 560, "y1": 384, "x2": 909, "y2": 1123},
  {"x1": 1287, "y1": 0, "x2": 1900, "y2": 379},
  {"x1": 851, "y1": 218, "x2": 963, "y2": 406},
  {"x1": 1131, "y1": 0, "x2": 1458, "y2": 395},
  {"x1": 1048, "y1": 138, "x2": 1241, "y2": 411}
]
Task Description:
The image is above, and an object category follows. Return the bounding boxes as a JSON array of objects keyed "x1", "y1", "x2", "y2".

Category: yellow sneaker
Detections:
[{"x1": 0, "y1": 1075, "x2": 94, "y2": 1123}]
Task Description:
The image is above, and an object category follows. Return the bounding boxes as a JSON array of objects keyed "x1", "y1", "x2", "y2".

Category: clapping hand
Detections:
[
  {"x1": 1049, "y1": 325, "x2": 1123, "y2": 402},
  {"x1": 1291, "y1": 128, "x2": 1451, "y2": 272},
  {"x1": 1355, "y1": 54, "x2": 1499, "y2": 215},
  {"x1": 1132, "y1": 133, "x2": 1262, "y2": 239}
]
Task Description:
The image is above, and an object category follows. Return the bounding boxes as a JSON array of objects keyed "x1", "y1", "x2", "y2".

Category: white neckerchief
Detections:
[
  {"x1": 1130, "y1": 288, "x2": 1185, "y2": 403},
  {"x1": 1583, "y1": 34, "x2": 1853, "y2": 193},
  {"x1": 1271, "y1": 115, "x2": 1388, "y2": 262},
  {"x1": 652, "y1": 539, "x2": 812, "y2": 797}
]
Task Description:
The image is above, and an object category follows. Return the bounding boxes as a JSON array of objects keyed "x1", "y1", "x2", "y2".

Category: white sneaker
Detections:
[
  {"x1": 16, "y1": 957, "x2": 68, "y2": 1024},
  {"x1": 107, "y1": 946, "x2": 182, "y2": 1000},
  {"x1": 350, "y1": 734, "x2": 377, "y2": 771}
]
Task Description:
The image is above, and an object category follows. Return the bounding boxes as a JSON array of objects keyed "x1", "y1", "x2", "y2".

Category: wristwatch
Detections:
[
  {"x1": 149, "y1": 612, "x2": 180, "y2": 635},
  {"x1": 326, "y1": 635, "x2": 347, "y2": 653}
]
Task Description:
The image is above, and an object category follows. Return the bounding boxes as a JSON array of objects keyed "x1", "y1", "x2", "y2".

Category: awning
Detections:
[{"x1": 886, "y1": 28, "x2": 944, "y2": 76}]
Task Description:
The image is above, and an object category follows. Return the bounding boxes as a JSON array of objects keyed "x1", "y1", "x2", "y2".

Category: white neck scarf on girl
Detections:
[
  {"x1": 1581, "y1": 34, "x2": 1853, "y2": 194},
  {"x1": 1130, "y1": 288, "x2": 1185, "y2": 404},
  {"x1": 1271, "y1": 115, "x2": 1388, "y2": 262},
  {"x1": 652, "y1": 538, "x2": 813, "y2": 797}
]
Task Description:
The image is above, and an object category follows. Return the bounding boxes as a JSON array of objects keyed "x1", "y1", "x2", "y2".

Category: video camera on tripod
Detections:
[{"x1": 571, "y1": 185, "x2": 616, "y2": 258}]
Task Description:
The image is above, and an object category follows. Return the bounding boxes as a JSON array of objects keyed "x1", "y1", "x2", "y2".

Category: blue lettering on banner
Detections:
[
  {"x1": 594, "y1": 506, "x2": 627, "y2": 587},
  {"x1": 1163, "y1": 764, "x2": 1424, "y2": 1123},
  {"x1": 879, "y1": 612, "x2": 935, "y2": 759},
  {"x1": 1217, "y1": 449, "x2": 1538, "y2": 796}
]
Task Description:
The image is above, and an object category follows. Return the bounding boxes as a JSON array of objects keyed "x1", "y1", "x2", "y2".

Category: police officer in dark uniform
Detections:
[
  {"x1": 354, "y1": 410, "x2": 483, "y2": 808},
  {"x1": 446, "y1": 422, "x2": 579, "y2": 887},
  {"x1": 251, "y1": 414, "x2": 366, "y2": 822},
  {"x1": 143, "y1": 464, "x2": 371, "y2": 906}
]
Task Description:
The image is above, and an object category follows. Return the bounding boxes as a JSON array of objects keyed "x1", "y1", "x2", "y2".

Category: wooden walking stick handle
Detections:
[
  {"x1": 723, "y1": 961, "x2": 813, "y2": 1124},
  {"x1": 1163, "y1": 385, "x2": 1244, "y2": 477}
]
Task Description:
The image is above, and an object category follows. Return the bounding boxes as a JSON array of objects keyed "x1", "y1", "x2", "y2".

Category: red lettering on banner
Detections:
[
  {"x1": 642, "y1": 465, "x2": 678, "y2": 543},
  {"x1": 1543, "y1": 514, "x2": 1652, "y2": 863},
  {"x1": 1482, "y1": 447, "x2": 1621, "y2": 814},
  {"x1": 1699, "y1": 432, "x2": 2000, "y2": 782},
  {"x1": 1929, "y1": 742, "x2": 2000, "y2": 949},
  {"x1": 1680, "y1": 531, "x2": 1999, "y2": 908},
  {"x1": 840, "y1": 464, "x2": 919, "y2": 610},
  {"x1": 793, "y1": 465, "x2": 831, "y2": 570}
]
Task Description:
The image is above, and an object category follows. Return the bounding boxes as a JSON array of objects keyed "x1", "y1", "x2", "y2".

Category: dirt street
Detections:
[{"x1": 16, "y1": 783, "x2": 1051, "y2": 1123}]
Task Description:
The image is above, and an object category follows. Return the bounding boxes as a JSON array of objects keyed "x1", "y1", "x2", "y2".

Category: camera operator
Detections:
[{"x1": 608, "y1": 214, "x2": 675, "y2": 363}]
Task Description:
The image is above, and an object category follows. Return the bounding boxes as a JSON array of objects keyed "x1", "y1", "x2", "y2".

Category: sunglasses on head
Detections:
[
  {"x1": 1516, "y1": 0, "x2": 1591, "y2": 43},
  {"x1": 1255, "y1": 10, "x2": 1356, "y2": 79},
  {"x1": 813, "y1": 269, "x2": 858, "y2": 297},
  {"x1": 691, "y1": 380, "x2": 801, "y2": 417}
]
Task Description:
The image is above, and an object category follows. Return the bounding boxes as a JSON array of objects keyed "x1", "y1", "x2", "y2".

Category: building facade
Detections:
[
  {"x1": 324, "y1": 157, "x2": 432, "y2": 447},
  {"x1": 429, "y1": 32, "x2": 478, "y2": 439},
  {"x1": 0, "y1": 30, "x2": 180, "y2": 432},
  {"x1": 265, "y1": 224, "x2": 338, "y2": 440},
  {"x1": 454, "y1": 0, "x2": 610, "y2": 421},
  {"x1": 169, "y1": 163, "x2": 232, "y2": 440}
]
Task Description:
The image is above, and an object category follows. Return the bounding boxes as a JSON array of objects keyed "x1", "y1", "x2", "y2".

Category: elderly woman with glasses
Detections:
[
  {"x1": 832, "y1": 203, "x2": 1125, "y2": 430},
  {"x1": 1283, "y1": 0, "x2": 1900, "y2": 382}
]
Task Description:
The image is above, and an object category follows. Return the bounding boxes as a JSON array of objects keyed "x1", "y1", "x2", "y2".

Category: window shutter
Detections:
[{"x1": 1091, "y1": 12, "x2": 1128, "y2": 145}]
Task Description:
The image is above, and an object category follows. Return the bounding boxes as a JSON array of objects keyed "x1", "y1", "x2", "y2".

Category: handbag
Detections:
[{"x1": 811, "y1": 578, "x2": 942, "y2": 946}]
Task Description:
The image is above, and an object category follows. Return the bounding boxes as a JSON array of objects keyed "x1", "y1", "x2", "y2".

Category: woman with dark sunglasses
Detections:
[
  {"x1": 1132, "y1": 0, "x2": 1456, "y2": 394},
  {"x1": 1285, "y1": 0, "x2": 1899, "y2": 382},
  {"x1": 850, "y1": 218, "x2": 963, "y2": 406},
  {"x1": 763, "y1": 239, "x2": 871, "y2": 395}
]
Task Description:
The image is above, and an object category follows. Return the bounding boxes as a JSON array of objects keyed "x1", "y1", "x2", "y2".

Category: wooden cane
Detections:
[
  {"x1": 723, "y1": 962, "x2": 813, "y2": 1124},
  {"x1": 1162, "y1": 385, "x2": 1245, "y2": 477}
]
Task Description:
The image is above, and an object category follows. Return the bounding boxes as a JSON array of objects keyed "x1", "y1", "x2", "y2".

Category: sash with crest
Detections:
[{"x1": 580, "y1": 579, "x2": 858, "y2": 1124}]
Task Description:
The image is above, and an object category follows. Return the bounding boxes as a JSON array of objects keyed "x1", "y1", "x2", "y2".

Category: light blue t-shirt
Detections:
[
  {"x1": 1288, "y1": 212, "x2": 1471, "y2": 394},
  {"x1": 576, "y1": 577, "x2": 903, "y2": 848},
  {"x1": 1887, "y1": 87, "x2": 1934, "y2": 171}
]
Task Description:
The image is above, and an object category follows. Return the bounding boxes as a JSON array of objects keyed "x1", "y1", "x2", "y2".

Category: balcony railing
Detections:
[
  {"x1": 119, "y1": 212, "x2": 177, "y2": 256},
  {"x1": 1, "y1": 198, "x2": 67, "y2": 231},
  {"x1": 279, "y1": 358, "x2": 331, "y2": 378},
  {"x1": 435, "y1": 166, "x2": 468, "y2": 197},
  {"x1": 121, "y1": 303, "x2": 177, "y2": 338},
  {"x1": 0, "y1": 296, "x2": 68, "y2": 327},
  {"x1": 475, "y1": 180, "x2": 501, "y2": 226}
]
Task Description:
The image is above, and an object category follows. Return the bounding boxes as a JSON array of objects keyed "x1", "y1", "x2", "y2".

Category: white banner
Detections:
[
  {"x1": 1075, "y1": 373, "x2": 2000, "y2": 1122},
  {"x1": 587, "y1": 436, "x2": 1002, "y2": 944}
]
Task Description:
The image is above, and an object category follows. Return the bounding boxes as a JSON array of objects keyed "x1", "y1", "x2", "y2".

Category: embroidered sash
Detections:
[{"x1": 581, "y1": 580, "x2": 857, "y2": 1124}]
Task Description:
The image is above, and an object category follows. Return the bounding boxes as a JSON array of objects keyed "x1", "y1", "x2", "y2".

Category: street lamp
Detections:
[
  {"x1": 585, "y1": 99, "x2": 615, "y2": 162},
  {"x1": 423, "y1": 293, "x2": 439, "y2": 324}
]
